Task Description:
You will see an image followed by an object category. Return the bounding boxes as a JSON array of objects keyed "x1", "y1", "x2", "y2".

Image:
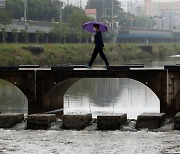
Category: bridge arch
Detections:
[
  {"x1": 0, "y1": 79, "x2": 28, "y2": 113},
  {"x1": 44, "y1": 78, "x2": 80, "y2": 112},
  {"x1": 64, "y1": 78, "x2": 160, "y2": 118},
  {"x1": 43, "y1": 77, "x2": 160, "y2": 117}
]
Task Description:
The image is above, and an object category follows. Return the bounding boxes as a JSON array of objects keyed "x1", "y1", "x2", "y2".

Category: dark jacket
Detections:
[{"x1": 94, "y1": 30, "x2": 104, "y2": 48}]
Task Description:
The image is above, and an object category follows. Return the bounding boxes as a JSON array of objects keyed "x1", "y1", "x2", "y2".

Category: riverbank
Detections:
[{"x1": 0, "y1": 43, "x2": 180, "y2": 66}]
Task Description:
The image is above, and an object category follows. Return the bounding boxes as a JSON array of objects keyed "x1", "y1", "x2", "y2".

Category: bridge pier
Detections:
[
  {"x1": 165, "y1": 67, "x2": 180, "y2": 116},
  {"x1": 35, "y1": 69, "x2": 79, "y2": 114}
]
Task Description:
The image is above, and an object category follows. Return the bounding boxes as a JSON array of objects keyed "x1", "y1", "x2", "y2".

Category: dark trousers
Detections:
[{"x1": 89, "y1": 47, "x2": 109, "y2": 66}]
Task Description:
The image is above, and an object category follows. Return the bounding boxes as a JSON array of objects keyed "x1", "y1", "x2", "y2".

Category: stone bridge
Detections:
[{"x1": 0, "y1": 65, "x2": 179, "y2": 117}]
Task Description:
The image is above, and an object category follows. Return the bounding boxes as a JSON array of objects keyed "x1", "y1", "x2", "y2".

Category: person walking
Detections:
[{"x1": 85, "y1": 24, "x2": 109, "y2": 69}]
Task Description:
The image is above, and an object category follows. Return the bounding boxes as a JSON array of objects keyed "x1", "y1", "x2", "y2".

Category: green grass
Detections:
[{"x1": 0, "y1": 43, "x2": 179, "y2": 66}]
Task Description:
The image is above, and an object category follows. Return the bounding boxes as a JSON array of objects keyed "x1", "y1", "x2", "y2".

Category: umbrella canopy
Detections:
[{"x1": 83, "y1": 21, "x2": 108, "y2": 33}]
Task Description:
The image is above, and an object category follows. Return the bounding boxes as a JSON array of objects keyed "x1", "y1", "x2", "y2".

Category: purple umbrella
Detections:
[{"x1": 83, "y1": 21, "x2": 108, "y2": 33}]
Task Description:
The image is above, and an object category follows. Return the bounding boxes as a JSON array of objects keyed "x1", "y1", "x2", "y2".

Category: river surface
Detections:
[
  {"x1": 0, "y1": 57, "x2": 180, "y2": 154},
  {"x1": 0, "y1": 129, "x2": 180, "y2": 154}
]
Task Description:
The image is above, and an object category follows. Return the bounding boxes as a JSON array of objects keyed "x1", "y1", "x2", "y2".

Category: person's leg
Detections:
[
  {"x1": 88, "y1": 48, "x2": 98, "y2": 67},
  {"x1": 99, "y1": 48, "x2": 109, "y2": 66}
]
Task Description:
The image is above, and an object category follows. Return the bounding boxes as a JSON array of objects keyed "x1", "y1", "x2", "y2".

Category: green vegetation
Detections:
[
  {"x1": 5, "y1": 0, "x2": 91, "y2": 23},
  {"x1": 5, "y1": 0, "x2": 63, "y2": 22},
  {"x1": 0, "y1": 43, "x2": 179, "y2": 67},
  {"x1": 0, "y1": 9, "x2": 12, "y2": 26},
  {"x1": 0, "y1": 0, "x2": 157, "y2": 43},
  {"x1": 86, "y1": 0, "x2": 156, "y2": 28},
  {"x1": 1, "y1": 1, "x2": 93, "y2": 43}
]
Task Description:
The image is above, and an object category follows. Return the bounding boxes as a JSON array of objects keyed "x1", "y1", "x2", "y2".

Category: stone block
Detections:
[
  {"x1": 174, "y1": 112, "x2": 180, "y2": 130},
  {"x1": 0, "y1": 113, "x2": 24, "y2": 128},
  {"x1": 107, "y1": 66, "x2": 130, "y2": 71},
  {"x1": 0, "y1": 67, "x2": 18, "y2": 71},
  {"x1": 97, "y1": 113, "x2": 127, "y2": 130},
  {"x1": 63, "y1": 113, "x2": 92, "y2": 130},
  {"x1": 136, "y1": 113, "x2": 166, "y2": 129},
  {"x1": 27, "y1": 114, "x2": 56, "y2": 130},
  {"x1": 164, "y1": 65, "x2": 180, "y2": 70}
]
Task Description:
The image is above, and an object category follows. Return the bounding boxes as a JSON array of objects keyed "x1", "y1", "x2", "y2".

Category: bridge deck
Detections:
[{"x1": 18, "y1": 67, "x2": 165, "y2": 71}]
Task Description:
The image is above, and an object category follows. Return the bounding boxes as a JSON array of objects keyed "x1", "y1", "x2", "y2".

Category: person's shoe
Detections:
[
  {"x1": 103, "y1": 65, "x2": 109, "y2": 69},
  {"x1": 85, "y1": 64, "x2": 91, "y2": 69}
]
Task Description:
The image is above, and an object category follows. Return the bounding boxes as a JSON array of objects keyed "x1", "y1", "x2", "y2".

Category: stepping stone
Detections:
[
  {"x1": 63, "y1": 113, "x2": 92, "y2": 130},
  {"x1": 27, "y1": 114, "x2": 56, "y2": 130},
  {"x1": 0, "y1": 113, "x2": 24, "y2": 128},
  {"x1": 136, "y1": 113, "x2": 166, "y2": 129},
  {"x1": 97, "y1": 113, "x2": 127, "y2": 130},
  {"x1": 174, "y1": 112, "x2": 180, "y2": 130}
]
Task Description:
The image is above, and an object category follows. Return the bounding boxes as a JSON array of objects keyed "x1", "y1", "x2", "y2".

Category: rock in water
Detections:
[
  {"x1": 0, "y1": 113, "x2": 24, "y2": 128},
  {"x1": 27, "y1": 114, "x2": 56, "y2": 130},
  {"x1": 136, "y1": 113, "x2": 166, "y2": 129},
  {"x1": 63, "y1": 113, "x2": 92, "y2": 130},
  {"x1": 97, "y1": 113, "x2": 127, "y2": 130},
  {"x1": 174, "y1": 112, "x2": 180, "y2": 130}
]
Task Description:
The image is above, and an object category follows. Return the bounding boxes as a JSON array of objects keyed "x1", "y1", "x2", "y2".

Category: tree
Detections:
[
  {"x1": 116, "y1": 12, "x2": 156, "y2": 28},
  {"x1": 0, "y1": 9, "x2": 12, "y2": 26},
  {"x1": 49, "y1": 24, "x2": 61, "y2": 43},
  {"x1": 35, "y1": 30, "x2": 45, "y2": 43},
  {"x1": 85, "y1": 0, "x2": 156, "y2": 28},
  {"x1": 86, "y1": 0, "x2": 122, "y2": 21},
  {"x1": 132, "y1": 15, "x2": 156, "y2": 28},
  {"x1": 11, "y1": 29, "x2": 18, "y2": 43},
  {"x1": 1, "y1": 28, "x2": 7, "y2": 43},
  {"x1": 0, "y1": 9, "x2": 11, "y2": 43},
  {"x1": 20, "y1": 29, "x2": 28, "y2": 43},
  {"x1": 59, "y1": 23, "x2": 70, "y2": 43},
  {"x1": 6, "y1": 0, "x2": 64, "y2": 22},
  {"x1": 50, "y1": 22, "x2": 71, "y2": 43},
  {"x1": 116, "y1": 12, "x2": 134, "y2": 27},
  {"x1": 62, "y1": 5, "x2": 83, "y2": 23},
  {"x1": 5, "y1": 0, "x2": 24, "y2": 20},
  {"x1": 68, "y1": 10, "x2": 92, "y2": 42}
]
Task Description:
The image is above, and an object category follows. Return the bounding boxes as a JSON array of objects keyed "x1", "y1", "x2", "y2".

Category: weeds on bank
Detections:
[{"x1": 0, "y1": 43, "x2": 179, "y2": 66}]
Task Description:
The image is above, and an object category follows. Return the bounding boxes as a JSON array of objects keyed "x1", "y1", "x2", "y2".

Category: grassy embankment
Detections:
[{"x1": 0, "y1": 43, "x2": 180, "y2": 66}]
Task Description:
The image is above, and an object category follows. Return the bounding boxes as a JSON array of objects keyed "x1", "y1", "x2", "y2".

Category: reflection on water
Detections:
[
  {"x1": 64, "y1": 78, "x2": 159, "y2": 119},
  {"x1": 0, "y1": 80, "x2": 28, "y2": 113}
]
